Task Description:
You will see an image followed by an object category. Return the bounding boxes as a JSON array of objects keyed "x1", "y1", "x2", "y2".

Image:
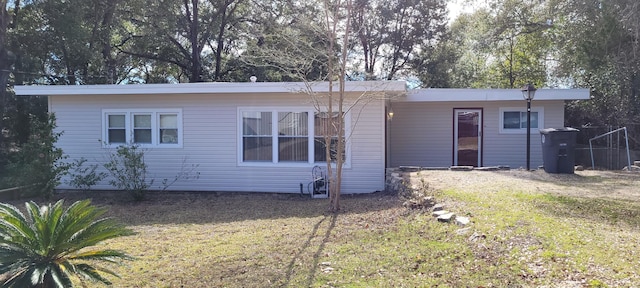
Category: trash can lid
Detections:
[{"x1": 539, "y1": 127, "x2": 580, "y2": 134}]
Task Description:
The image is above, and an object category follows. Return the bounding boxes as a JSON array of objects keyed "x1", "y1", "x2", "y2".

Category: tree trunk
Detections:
[
  {"x1": 213, "y1": 1, "x2": 229, "y2": 81},
  {"x1": 185, "y1": 0, "x2": 201, "y2": 82},
  {"x1": 328, "y1": 0, "x2": 353, "y2": 212},
  {"x1": 1, "y1": 0, "x2": 11, "y2": 154},
  {"x1": 101, "y1": 0, "x2": 119, "y2": 84}
]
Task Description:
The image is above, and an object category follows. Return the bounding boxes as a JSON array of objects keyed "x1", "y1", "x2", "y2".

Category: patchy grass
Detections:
[{"x1": 4, "y1": 170, "x2": 640, "y2": 287}]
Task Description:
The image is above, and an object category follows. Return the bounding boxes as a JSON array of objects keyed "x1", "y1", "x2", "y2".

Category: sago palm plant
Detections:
[{"x1": 0, "y1": 199, "x2": 135, "y2": 287}]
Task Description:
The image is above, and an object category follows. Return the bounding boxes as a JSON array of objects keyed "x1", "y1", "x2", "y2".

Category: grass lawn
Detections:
[{"x1": 7, "y1": 170, "x2": 640, "y2": 287}]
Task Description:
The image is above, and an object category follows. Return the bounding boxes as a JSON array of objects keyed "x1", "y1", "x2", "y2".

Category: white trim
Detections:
[
  {"x1": 237, "y1": 107, "x2": 352, "y2": 168},
  {"x1": 405, "y1": 88, "x2": 590, "y2": 102},
  {"x1": 498, "y1": 107, "x2": 544, "y2": 134},
  {"x1": 101, "y1": 108, "x2": 183, "y2": 148},
  {"x1": 15, "y1": 81, "x2": 406, "y2": 96}
]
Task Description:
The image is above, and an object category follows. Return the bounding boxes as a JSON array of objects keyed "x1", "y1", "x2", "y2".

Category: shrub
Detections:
[
  {"x1": 7, "y1": 114, "x2": 70, "y2": 199},
  {"x1": 103, "y1": 144, "x2": 151, "y2": 201},
  {"x1": 67, "y1": 157, "x2": 107, "y2": 192},
  {"x1": 103, "y1": 144, "x2": 200, "y2": 201},
  {"x1": 159, "y1": 158, "x2": 200, "y2": 191},
  {"x1": 0, "y1": 199, "x2": 135, "y2": 287},
  {"x1": 399, "y1": 176, "x2": 441, "y2": 209}
]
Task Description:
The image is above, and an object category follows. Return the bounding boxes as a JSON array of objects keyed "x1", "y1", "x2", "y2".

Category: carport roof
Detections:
[{"x1": 402, "y1": 88, "x2": 590, "y2": 102}]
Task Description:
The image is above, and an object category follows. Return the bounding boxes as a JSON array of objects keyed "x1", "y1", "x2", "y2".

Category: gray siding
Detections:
[
  {"x1": 389, "y1": 100, "x2": 565, "y2": 168},
  {"x1": 51, "y1": 93, "x2": 385, "y2": 193}
]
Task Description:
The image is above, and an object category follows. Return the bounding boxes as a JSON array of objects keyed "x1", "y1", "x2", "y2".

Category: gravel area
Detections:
[{"x1": 409, "y1": 169, "x2": 640, "y2": 201}]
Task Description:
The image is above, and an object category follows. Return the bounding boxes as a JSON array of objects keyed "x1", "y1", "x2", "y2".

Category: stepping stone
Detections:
[
  {"x1": 432, "y1": 203, "x2": 444, "y2": 212},
  {"x1": 456, "y1": 227, "x2": 471, "y2": 235},
  {"x1": 420, "y1": 167, "x2": 449, "y2": 171},
  {"x1": 450, "y1": 166, "x2": 473, "y2": 171},
  {"x1": 437, "y1": 212, "x2": 455, "y2": 222},
  {"x1": 432, "y1": 210, "x2": 449, "y2": 217},
  {"x1": 399, "y1": 166, "x2": 420, "y2": 172},
  {"x1": 475, "y1": 166, "x2": 500, "y2": 171},
  {"x1": 455, "y1": 216, "x2": 470, "y2": 226},
  {"x1": 468, "y1": 232, "x2": 486, "y2": 241}
]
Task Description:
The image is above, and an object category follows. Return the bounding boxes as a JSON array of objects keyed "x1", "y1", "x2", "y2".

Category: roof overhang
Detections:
[
  {"x1": 402, "y1": 88, "x2": 590, "y2": 102},
  {"x1": 14, "y1": 81, "x2": 407, "y2": 96}
]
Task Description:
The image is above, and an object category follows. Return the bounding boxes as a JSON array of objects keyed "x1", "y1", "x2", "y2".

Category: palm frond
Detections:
[
  {"x1": 0, "y1": 203, "x2": 37, "y2": 244},
  {"x1": 73, "y1": 263, "x2": 114, "y2": 285},
  {"x1": 51, "y1": 200, "x2": 103, "y2": 249},
  {"x1": 0, "y1": 246, "x2": 33, "y2": 274},
  {"x1": 62, "y1": 218, "x2": 134, "y2": 254},
  {"x1": 50, "y1": 263, "x2": 74, "y2": 288},
  {"x1": 70, "y1": 249, "x2": 135, "y2": 263},
  {"x1": 0, "y1": 200, "x2": 134, "y2": 288},
  {"x1": 2, "y1": 266, "x2": 33, "y2": 288}
]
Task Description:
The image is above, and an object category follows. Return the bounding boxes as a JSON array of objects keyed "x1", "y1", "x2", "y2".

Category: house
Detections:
[
  {"x1": 388, "y1": 88, "x2": 590, "y2": 168},
  {"x1": 14, "y1": 82, "x2": 589, "y2": 194},
  {"x1": 15, "y1": 81, "x2": 405, "y2": 194}
]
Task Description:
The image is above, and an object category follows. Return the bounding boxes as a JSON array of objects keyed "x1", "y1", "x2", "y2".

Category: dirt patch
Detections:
[{"x1": 414, "y1": 169, "x2": 640, "y2": 201}]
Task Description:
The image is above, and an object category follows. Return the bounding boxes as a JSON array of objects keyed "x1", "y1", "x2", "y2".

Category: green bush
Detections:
[
  {"x1": 0, "y1": 199, "x2": 135, "y2": 287},
  {"x1": 103, "y1": 144, "x2": 151, "y2": 201},
  {"x1": 102, "y1": 144, "x2": 200, "y2": 201},
  {"x1": 67, "y1": 157, "x2": 107, "y2": 192},
  {"x1": 7, "y1": 114, "x2": 70, "y2": 199}
]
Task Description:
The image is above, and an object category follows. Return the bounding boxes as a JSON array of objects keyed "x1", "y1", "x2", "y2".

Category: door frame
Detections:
[{"x1": 452, "y1": 108, "x2": 483, "y2": 166}]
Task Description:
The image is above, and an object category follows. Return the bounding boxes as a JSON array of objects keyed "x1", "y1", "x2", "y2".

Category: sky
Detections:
[{"x1": 447, "y1": 0, "x2": 486, "y2": 23}]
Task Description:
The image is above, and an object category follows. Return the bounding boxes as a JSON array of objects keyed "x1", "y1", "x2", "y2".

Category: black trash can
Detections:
[{"x1": 539, "y1": 127, "x2": 579, "y2": 173}]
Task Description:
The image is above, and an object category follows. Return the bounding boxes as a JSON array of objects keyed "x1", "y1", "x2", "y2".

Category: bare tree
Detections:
[
  {"x1": 322, "y1": 0, "x2": 351, "y2": 212},
  {"x1": 245, "y1": 0, "x2": 391, "y2": 211}
]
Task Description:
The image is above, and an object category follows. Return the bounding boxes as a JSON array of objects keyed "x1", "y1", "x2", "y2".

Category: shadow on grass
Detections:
[
  {"x1": 11, "y1": 190, "x2": 399, "y2": 226},
  {"x1": 492, "y1": 170, "x2": 606, "y2": 187},
  {"x1": 534, "y1": 194, "x2": 640, "y2": 228},
  {"x1": 278, "y1": 213, "x2": 337, "y2": 287}
]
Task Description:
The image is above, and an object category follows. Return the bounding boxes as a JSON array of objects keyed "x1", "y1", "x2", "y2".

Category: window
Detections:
[
  {"x1": 499, "y1": 107, "x2": 544, "y2": 134},
  {"x1": 314, "y1": 112, "x2": 343, "y2": 162},
  {"x1": 160, "y1": 114, "x2": 179, "y2": 144},
  {"x1": 107, "y1": 114, "x2": 126, "y2": 144},
  {"x1": 238, "y1": 108, "x2": 349, "y2": 166},
  {"x1": 278, "y1": 112, "x2": 308, "y2": 162},
  {"x1": 133, "y1": 114, "x2": 152, "y2": 144},
  {"x1": 103, "y1": 109, "x2": 182, "y2": 147},
  {"x1": 242, "y1": 111, "x2": 273, "y2": 161}
]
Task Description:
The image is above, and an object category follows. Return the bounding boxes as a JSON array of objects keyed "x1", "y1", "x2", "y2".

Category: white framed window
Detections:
[
  {"x1": 278, "y1": 112, "x2": 309, "y2": 162},
  {"x1": 241, "y1": 111, "x2": 273, "y2": 162},
  {"x1": 102, "y1": 109, "x2": 183, "y2": 148},
  {"x1": 133, "y1": 114, "x2": 152, "y2": 144},
  {"x1": 159, "y1": 114, "x2": 179, "y2": 144},
  {"x1": 499, "y1": 107, "x2": 544, "y2": 134},
  {"x1": 107, "y1": 114, "x2": 126, "y2": 144},
  {"x1": 238, "y1": 107, "x2": 350, "y2": 167},
  {"x1": 314, "y1": 112, "x2": 345, "y2": 162}
]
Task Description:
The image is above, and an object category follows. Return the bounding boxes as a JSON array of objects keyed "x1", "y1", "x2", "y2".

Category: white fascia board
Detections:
[
  {"x1": 14, "y1": 81, "x2": 407, "y2": 96},
  {"x1": 403, "y1": 88, "x2": 590, "y2": 102}
]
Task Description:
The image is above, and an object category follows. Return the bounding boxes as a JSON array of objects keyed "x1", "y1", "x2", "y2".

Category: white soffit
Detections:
[
  {"x1": 404, "y1": 88, "x2": 590, "y2": 102},
  {"x1": 14, "y1": 81, "x2": 407, "y2": 96}
]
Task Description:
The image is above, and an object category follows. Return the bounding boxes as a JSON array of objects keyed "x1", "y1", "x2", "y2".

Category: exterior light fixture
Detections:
[{"x1": 521, "y1": 83, "x2": 537, "y2": 170}]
